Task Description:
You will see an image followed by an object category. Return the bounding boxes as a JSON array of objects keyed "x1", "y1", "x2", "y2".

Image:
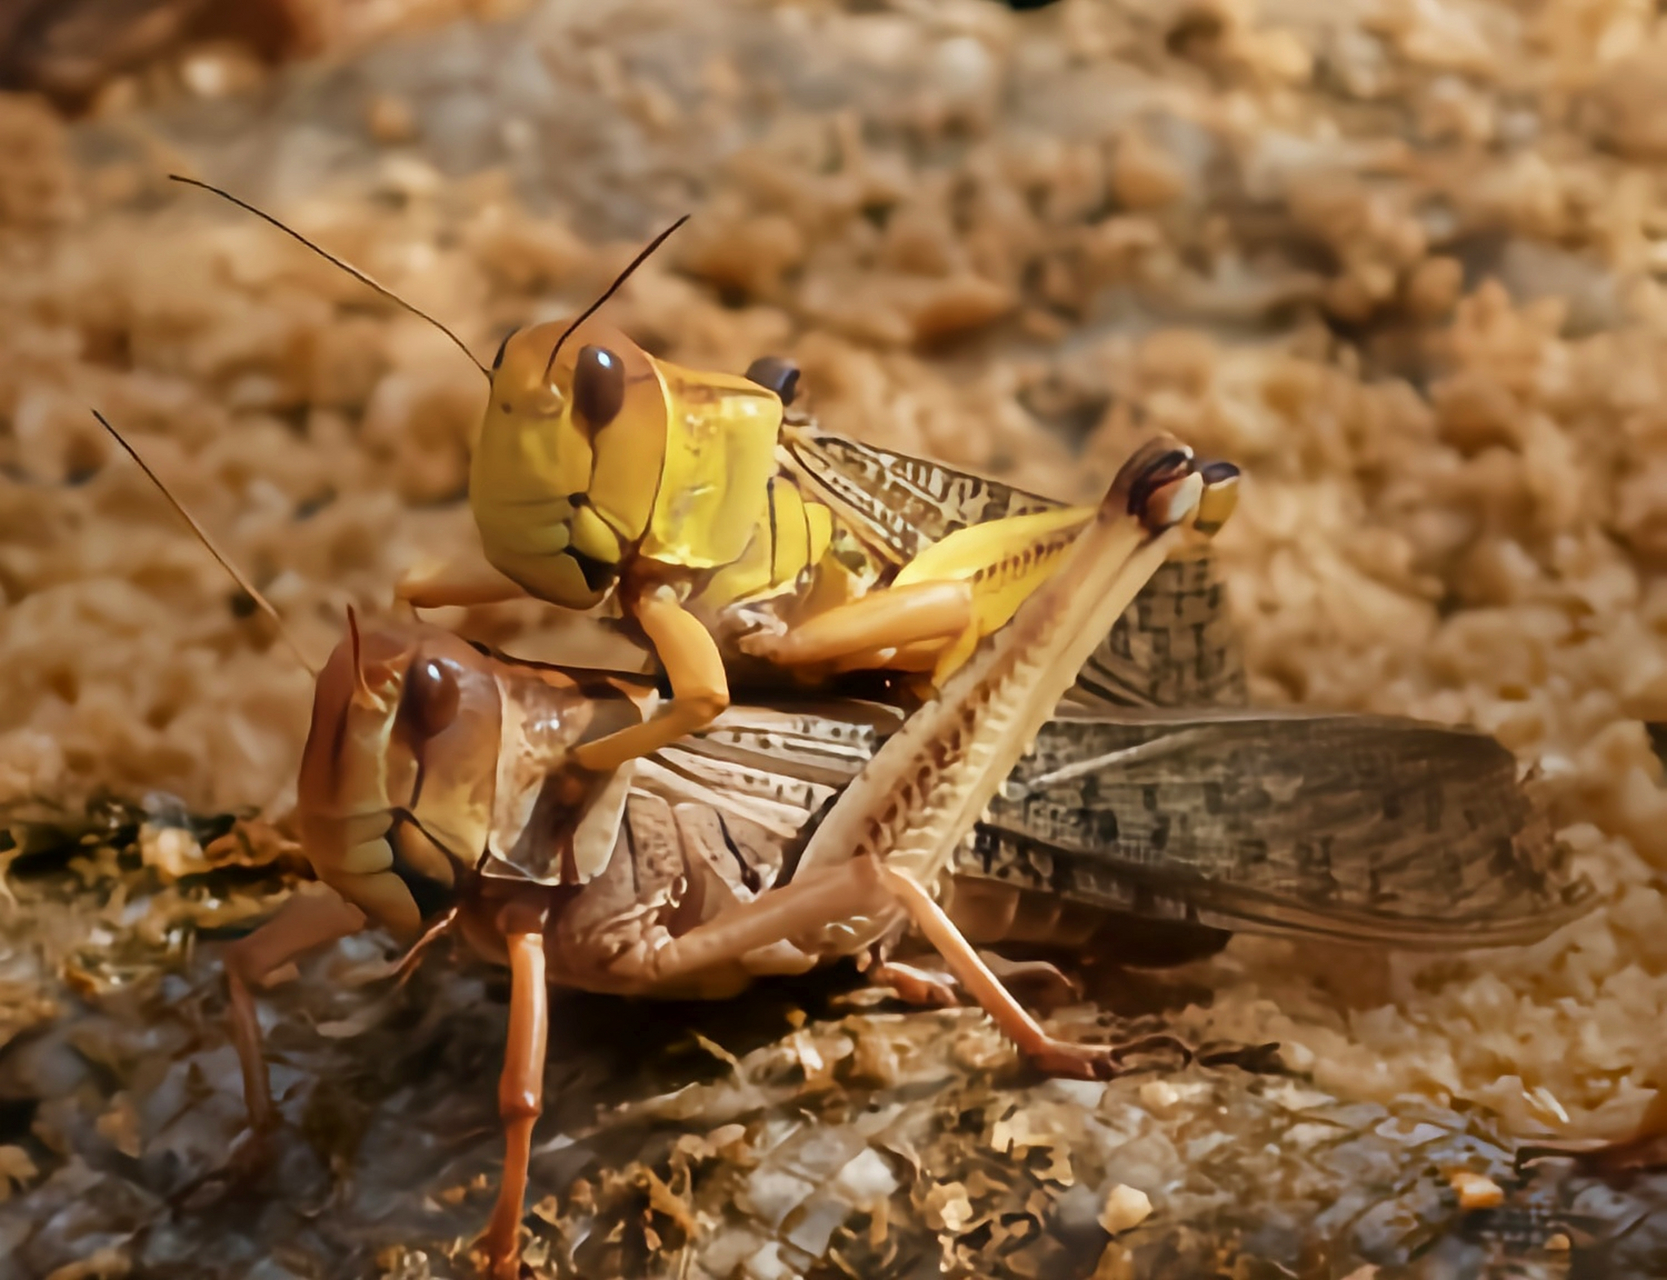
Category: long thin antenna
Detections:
[
  {"x1": 167, "y1": 174, "x2": 489, "y2": 382},
  {"x1": 91, "y1": 411, "x2": 320, "y2": 678},
  {"x1": 542, "y1": 214, "x2": 691, "y2": 381},
  {"x1": 344, "y1": 604, "x2": 379, "y2": 709}
]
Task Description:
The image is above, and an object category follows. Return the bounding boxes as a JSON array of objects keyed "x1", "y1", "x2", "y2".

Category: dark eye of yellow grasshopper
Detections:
[
  {"x1": 403, "y1": 657, "x2": 460, "y2": 738},
  {"x1": 744, "y1": 355, "x2": 800, "y2": 406},
  {"x1": 573, "y1": 344, "x2": 625, "y2": 428}
]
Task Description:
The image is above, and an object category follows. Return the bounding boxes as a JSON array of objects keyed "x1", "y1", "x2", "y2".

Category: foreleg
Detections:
[
  {"x1": 572, "y1": 584, "x2": 730, "y2": 773},
  {"x1": 222, "y1": 882, "x2": 367, "y2": 1133}
]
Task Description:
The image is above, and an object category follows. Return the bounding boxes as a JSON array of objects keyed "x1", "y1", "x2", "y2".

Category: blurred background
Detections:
[{"x1": 4, "y1": 1, "x2": 1667, "y2": 1276}]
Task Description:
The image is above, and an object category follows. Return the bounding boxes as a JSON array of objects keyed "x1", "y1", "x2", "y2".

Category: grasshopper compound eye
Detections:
[
  {"x1": 403, "y1": 657, "x2": 461, "y2": 739},
  {"x1": 573, "y1": 344, "x2": 625, "y2": 428},
  {"x1": 745, "y1": 355, "x2": 801, "y2": 406},
  {"x1": 1193, "y1": 460, "x2": 1242, "y2": 536}
]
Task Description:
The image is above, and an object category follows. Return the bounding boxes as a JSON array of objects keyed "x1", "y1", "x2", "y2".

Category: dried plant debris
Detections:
[{"x1": 0, "y1": 845, "x2": 1662, "y2": 1278}]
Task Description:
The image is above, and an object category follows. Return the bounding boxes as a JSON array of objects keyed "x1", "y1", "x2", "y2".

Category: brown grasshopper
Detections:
[{"x1": 96, "y1": 410, "x2": 1234, "y2": 1277}]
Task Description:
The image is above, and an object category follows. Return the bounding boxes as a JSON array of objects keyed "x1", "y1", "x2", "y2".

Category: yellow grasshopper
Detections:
[
  {"x1": 170, "y1": 177, "x2": 1242, "y2": 785},
  {"x1": 418, "y1": 313, "x2": 1238, "y2": 776}
]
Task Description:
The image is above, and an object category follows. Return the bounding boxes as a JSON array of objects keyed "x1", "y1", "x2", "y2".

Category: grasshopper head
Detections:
[
  {"x1": 295, "y1": 619, "x2": 648, "y2": 938},
  {"x1": 473, "y1": 316, "x2": 672, "y2": 609},
  {"x1": 295, "y1": 620, "x2": 501, "y2": 937}
]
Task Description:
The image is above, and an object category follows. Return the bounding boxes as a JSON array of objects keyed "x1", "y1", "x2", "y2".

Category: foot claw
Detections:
[
  {"x1": 479, "y1": 1232, "x2": 526, "y2": 1280},
  {"x1": 168, "y1": 1121, "x2": 275, "y2": 1211},
  {"x1": 870, "y1": 960, "x2": 961, "y2": 1008},
  {"x1": 1030, "y1": 1033, "x2": 1195, "y2": 1081}
]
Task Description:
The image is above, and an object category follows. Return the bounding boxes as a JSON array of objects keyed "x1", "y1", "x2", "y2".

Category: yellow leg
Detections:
[
  {"x1": 739, "y1": 580, "x2": 973, "y2": 669},
  {"x1": 738, "y1": 507, "x2": 1096, "y2": 686},
  {"x1": 571, "y1": 583, "x2": 730, "y2": 773},
  {"x1": 396, "y1": 547, "x2": 529, "y2": 610},
  {"x1": 737, "y1": 459, "x2": 1240, "y2": 687}
]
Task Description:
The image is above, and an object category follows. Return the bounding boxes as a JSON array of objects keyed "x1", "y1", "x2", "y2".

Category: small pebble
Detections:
[
  {"x1": 1138, "y1": 1081, "x2": 1180, "y2": 1113},
  {"x1": 367, "y1": 94, "x2": 418, "y2": 145},
  {"x1": 932, "y1": 35, "x2": 996, "y2": 110},
  {"x1": 1111, "y1": 130, "x2": 1185, "y2": 210},
  {"x1": 1447, "y1": 1170, "x2": 1504, "y2": 1209},
  {"x1": 178, "y1": 43, "x2": 265, "y2": 99},
  {"x1": 1097, "y1": 1183, "x2": 1152, "y2": 1234}
]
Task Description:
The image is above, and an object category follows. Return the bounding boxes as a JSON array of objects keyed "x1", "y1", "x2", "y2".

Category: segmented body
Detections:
[{"x1": 775, "y1": 423, "x2": 1248, "y2": 709}]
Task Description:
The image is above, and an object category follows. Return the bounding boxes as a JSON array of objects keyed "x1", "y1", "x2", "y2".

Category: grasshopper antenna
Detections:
[
  {"x1": 167, "y1": 174, "x2": 490, "y2": 382},
  {"x1": 90, "y1": 410, "x2": 321, "y2": 678},
  {"x1": 343, "y1": 604, "x2": 380, "y2": 709},
  {"x1": 543, "y1": 214, "x2": 690, "y2": 380}
]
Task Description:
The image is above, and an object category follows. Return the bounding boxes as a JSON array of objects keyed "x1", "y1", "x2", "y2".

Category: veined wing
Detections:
[
  {"x1": 630, "y1": 698, "x2": 904, "y2": 893},
  {"x1": 778, "y1": 423, "x2": 1247, "y2": 710},
  {"x1": 646, "y1": 700, "x2": 1595, "y2": 953},
  {"x1": 976, "y1": 707, "x2": 1596, "y2": 949},
  {"x1": 644, "y1": 699, "x2": 899, "y2": 833}
]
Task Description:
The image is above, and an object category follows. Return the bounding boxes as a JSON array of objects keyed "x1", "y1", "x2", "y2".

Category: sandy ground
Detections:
[{"x1": 5, "y1": 0, "x2": 1667, "y2": 1276}]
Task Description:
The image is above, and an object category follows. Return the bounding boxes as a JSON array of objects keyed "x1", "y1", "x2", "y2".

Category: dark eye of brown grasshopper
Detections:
[
  {"x1": 745, "y1": 355, "x2": 800, "y2": 406},
  {"x1": 573, "y1": 345, "x2": 625, "y2": 428},
  {"x1": 404, "y1": 657, "x2": 460, "y2": 738}
]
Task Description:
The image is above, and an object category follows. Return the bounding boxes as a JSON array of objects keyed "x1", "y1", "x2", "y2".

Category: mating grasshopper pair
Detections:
[
  {"x1": 102, "y1": 408, "x2": 1592, "y2": 1279},
  {"x1": 108, "y1": 183, "x2": 1596, "y2": 1276},
  {"x1": 102, "y1": 416, "x2": 1239, "y2": 1276}
]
